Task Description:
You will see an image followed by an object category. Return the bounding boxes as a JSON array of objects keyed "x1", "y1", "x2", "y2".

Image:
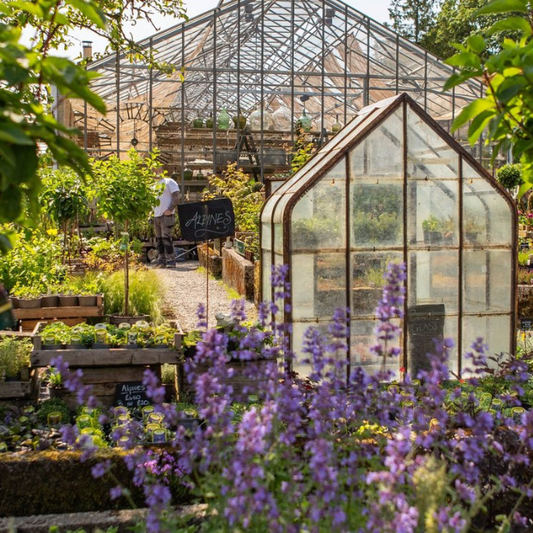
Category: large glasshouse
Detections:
[
  {"x1": 60, "y1": 0, "x2": 486, "y2": 200},
  {"x1": 54, "y1": 0, "x2": 515, "y2": 378}
]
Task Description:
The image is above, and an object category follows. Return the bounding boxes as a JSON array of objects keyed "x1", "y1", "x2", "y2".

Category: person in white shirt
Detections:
[{"x1": 153, "y1": 167, "x2": 180, "y2": 268}]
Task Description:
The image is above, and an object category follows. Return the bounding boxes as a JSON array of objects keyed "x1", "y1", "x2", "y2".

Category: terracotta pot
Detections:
[{"x1": 41, "y1": 295, "x2": 59, "y2": 307}]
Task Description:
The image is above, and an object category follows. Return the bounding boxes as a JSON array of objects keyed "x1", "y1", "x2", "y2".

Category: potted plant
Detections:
[
  {"x1": 422, "y1": 215, "x2": 443, "y2": 244},
  {"x1": 92, "y1": 149, "x2": 161, "y2": 319},
  {"x1": 0, "y1": 337, "x2": 31, "y2": 381},
  {"x1": 464, "y1": 219, "x2": 484, "y2": 244}
]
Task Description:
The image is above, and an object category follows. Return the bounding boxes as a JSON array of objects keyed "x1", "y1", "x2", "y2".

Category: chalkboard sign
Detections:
[
  {"x1": 177, "y1": 198, "x2": 235, "y2": 242},
  {"x1": 407, "y1": 304, "x2": 445, "y2": 374},
  {"x1": 115, "y1": 382, "x2": 151, "y2": 408}
]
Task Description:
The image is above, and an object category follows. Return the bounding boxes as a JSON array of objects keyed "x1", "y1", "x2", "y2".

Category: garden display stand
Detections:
[
  {"x1": 31, "y1": 321, "x2": 183, "y2": 409},
  {"x1": 12, "y1": 295, "x2": 104, "y2": 332},
  {"x1": 0, "y1": 366, "x2": 39, "y2": 404}
]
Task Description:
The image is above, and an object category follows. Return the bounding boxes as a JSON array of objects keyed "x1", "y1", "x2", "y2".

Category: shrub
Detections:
[
  {"x1": 101, "y1": 269, "x2": 163, "y2": 322},
  {"x1": 0, "y1": 337, "x2": 31, "y2": 380},
  {"x1": 496, "y1": 163, "x2": 523, "y2": 191}
]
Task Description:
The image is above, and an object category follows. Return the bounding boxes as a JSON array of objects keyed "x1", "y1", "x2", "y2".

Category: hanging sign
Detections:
[{"x1": 177, "y1": 198, "x2": 235, "y2": 242}]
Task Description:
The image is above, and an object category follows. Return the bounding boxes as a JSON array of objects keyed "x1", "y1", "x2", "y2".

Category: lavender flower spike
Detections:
[{"x1": 369, "y1": 262, "x2": 406, "y2": 371}]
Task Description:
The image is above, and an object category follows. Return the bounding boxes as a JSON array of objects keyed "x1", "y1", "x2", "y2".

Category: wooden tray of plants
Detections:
[
  {"x1": 30, "y1": 321, "x2": 183, "y2": 368},
  {"x1": 0, "y1": 336, "x2": 39, "y2": 401}
]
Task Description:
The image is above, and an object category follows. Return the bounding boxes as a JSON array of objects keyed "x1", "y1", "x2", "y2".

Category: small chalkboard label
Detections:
[
  {"x1": 177, "y1": 198, "x2": 235, "y2": 242},
  {"x1": 408, "y1": 304, "x2": 445, "y2": 374},
  {"x1": 521, "y1": 242, "x2": 530, "y2": 251},
  {"x1": 115, "y1": 382, "x2": 151, "y2": 408},
  {"x1": 520, "y1": 318, "x2": 533, "y2": 331}
]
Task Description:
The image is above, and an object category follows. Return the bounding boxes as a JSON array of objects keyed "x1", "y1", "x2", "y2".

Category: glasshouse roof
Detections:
[{"x1": 67, "y1": 0, "x2": 483, "y2": 165}]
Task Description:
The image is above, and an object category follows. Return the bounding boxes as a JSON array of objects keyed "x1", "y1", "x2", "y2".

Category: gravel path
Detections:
[{"x1": 154, "y1": 260, "x2": 257, "y2": 331}]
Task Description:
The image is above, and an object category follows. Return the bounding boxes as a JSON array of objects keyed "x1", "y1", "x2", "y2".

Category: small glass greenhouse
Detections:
[{"x1": 261, "y1": 93, "x2": 517, "y2": 378}]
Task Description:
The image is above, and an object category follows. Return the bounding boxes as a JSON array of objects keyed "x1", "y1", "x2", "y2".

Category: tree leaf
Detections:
[
  {"x1": 488, "y1": 17, "x2": 532, "y2": 36},
  {"x1": 466, "y1": 35, "x2": 486, "y2": 54},
  {"x1": 476, "y1": 0, "x2": 529, "y2": 16},
  {"x1": 0, "y1": 123, "x2": 35, "y2": 146},
  {"x1": 445, "y1": 51, "x2": 482, "y2": 69},
  {"x1": 63, "y1": 0, "x2": 106, "y2": 29},
  {"x1": 451, "y1": 99, "x2": 495, "y2": 133}
]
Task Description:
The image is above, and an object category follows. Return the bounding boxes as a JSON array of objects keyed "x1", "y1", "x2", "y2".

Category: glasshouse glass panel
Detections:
[
  {"x1": 291, "y1": 161, "x2": 346, "y2": 251},
  {"x1": 262, "y1": 251, "x2": 272, "y2": 304},
  {"x1": 463, "y1": 249, "x2": 512, "y2": 314},
  {"x1": 351, "y1": 252, "x2": 403, "y2": 316},
  {"x1": 261, "y1": 222, "x2": 272, "y2": 251},
  {"x1": 407, "y1": 312, "x2": 458, "y2": 377},
  {"x1": 350, "y1": 319, "x2": 401, "y2": 378},
  {"x1": 292, "y1": 321, "x2": 337, "y2": 378},
  {"x1": 273, "y1": 221, "x2": 283, "y2": 255},
  {"x1": 350, "y1": 108, "x2": 403, "y2": 179},
  {"x1": 463, "y1": 172, "x2": 513, "y2": 246},
  {"x1": 407, "y1": 107, "x2": 459, "y2": 180},
  {"x1": 408, "y1": 250, "x2": 459, "y2": 313},
  {"x1": 462, "y1": 315, "x2": 511, "y2": 374},
  {"x1": 408, "y1": 179, "x2": 458, "y2": 246},
  {"x1": 309, "y1": 253, "x2": 347, "y2": 319},
  {"x1": 351, "y1": 180, "x2": 403, "y2": 248}
]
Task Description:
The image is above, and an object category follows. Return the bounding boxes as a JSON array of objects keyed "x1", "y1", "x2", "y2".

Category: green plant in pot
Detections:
[
  {"x1": 422, "y1": 215, "x2": 443, "y2": 244},
  {"x1": 92, "y1": 149, "x2": 161, "y2": 317},
  {"x1": 0, "y1": 337, "x2": 31, "y2": 381}
]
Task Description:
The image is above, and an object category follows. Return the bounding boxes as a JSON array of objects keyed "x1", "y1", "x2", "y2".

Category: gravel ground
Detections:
[{"x1": 154, "y1": 260, "x2": 257, "y2": 331}]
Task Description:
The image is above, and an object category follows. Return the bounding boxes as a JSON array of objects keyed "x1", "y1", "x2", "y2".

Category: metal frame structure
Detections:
[
  {"x1": 65, "y1": 0, "x2": 485, "y2": 189},
  {"x1": 261, "y1": 93, "x2": 517, "y2": 379}
]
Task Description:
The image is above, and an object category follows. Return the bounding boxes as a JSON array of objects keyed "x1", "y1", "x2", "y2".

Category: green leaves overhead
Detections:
[
  {"x1": 475, "y1": 0, "x2": 529, "y2": 15},
  {"x1": 445, "y1": 0, "x2": 533, "y2": 196}
]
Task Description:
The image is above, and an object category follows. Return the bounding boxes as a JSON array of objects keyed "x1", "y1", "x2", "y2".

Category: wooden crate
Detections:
[
  {"x1": 0, "y1": 369, "x2": 39, "y2": 403},
  {"x1": 177, "y1": 358, "x2": 274, "y2": 402},
  {"x1": 13, "y1": 296, "x2": 104, "y2": 332},
  {"x1": 32, "y1": 321, "x2": 182, "y2": 409}
]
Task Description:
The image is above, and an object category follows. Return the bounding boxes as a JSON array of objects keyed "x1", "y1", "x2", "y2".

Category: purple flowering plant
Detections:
[{"x1": 44, "y1": 262, "x2": 533, "y2": 532}]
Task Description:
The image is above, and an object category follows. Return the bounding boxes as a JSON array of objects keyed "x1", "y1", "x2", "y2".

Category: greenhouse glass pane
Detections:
[
  {"x1": 463, "y1": 249, "x2": 512, "y2": 314},
  {"x1": 262, "y1": 251, "x2": 272, "y2": 304},
  {"x1": 407, "y1": 180, "x2": 459, "y2": 246},
  {"x1": 407, "y1": 107, "x2": 459, "y2": 180},
  {"x1": 350, "y1": 108, "x2": 403, "y2": 180},
  {"x1": 462, "y1": 315, "x2": 511, "y2": 375},
  {"x1": 261, "y1": 222, "x2": 271, "y2": 251},
  {"x1": 408, "y1": 250, "x2": 459, "y2": 313},
  {"x1": 291, "y1": 160, "x2": 346, "y2": 251},
  {"x1": 463, "y1": 166, "x2": 513, "y2": 246},
  {"x1": 350, "y1": 180, "x2": 403, "y2": 248},
  {"x1": 306, "y1": 252, "x2": 347, "y2": 320},
  {"x1": 351, "y1": 252, "x2": 403, "y2": 317},
  {"x1": 350, "y1": 319, "x2": 401, "y2": 378}
]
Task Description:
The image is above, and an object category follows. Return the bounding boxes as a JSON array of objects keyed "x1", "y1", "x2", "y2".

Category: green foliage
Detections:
[
  {"x1": 496, "y1": 163, "x2": 523, "y2": 191},
  {"x1": 0, "y1": 337, "x2": 31, "y2": 380},
  {"x1": 203, "y1": 163, "x2": 264, "y2": 233},
  {"x1": 290, "y1": 125, "x2": 316, "y2": 174},
  {"x1": 0, "y1": 227, "x2": 67, "y2": 295},
  {"x1": 444, "y1": 0, "x2": 533, "y2": 196},
  {"x1": 0, "y1": 0, "x2": 107, "y2": 251},
  {"x1": 39, "y1": 167, "x2": 89, "y2": 226},
  {"x1": 421, "y1": 0, "x2": 524, "y2": 59},
  {"x1": 101, "y1": 269, "x2": 163, "y2": 322},
  {"x1": 91, "y1": 150, "x2": 161, "y2": 229},
  {"x1": 388, "y1": 0, "x2": 440, "y2": 44},
  {"x1": 36, "y1": 398, "x2": 71, "y2": 425}
]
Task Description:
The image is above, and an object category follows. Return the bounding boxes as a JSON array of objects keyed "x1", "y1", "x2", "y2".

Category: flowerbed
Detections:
[{"x1": 1, "y1": 266, "x2": 533, "y2": 532}]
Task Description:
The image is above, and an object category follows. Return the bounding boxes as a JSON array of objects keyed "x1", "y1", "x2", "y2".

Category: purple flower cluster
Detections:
[{"x1": 49, "y1": 263, "x2": 533, "y2": 532}]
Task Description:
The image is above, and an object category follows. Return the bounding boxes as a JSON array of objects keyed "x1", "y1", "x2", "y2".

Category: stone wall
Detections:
[
  {"x1": 197, "y1": 243, "x2": 222, "y2": 278},
  {"x1": 222, "y1": 248, "x2": 254, "y2": 300},
  {"x1": 519, "y1": 284, "x2": 533, "y2": 319}
]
